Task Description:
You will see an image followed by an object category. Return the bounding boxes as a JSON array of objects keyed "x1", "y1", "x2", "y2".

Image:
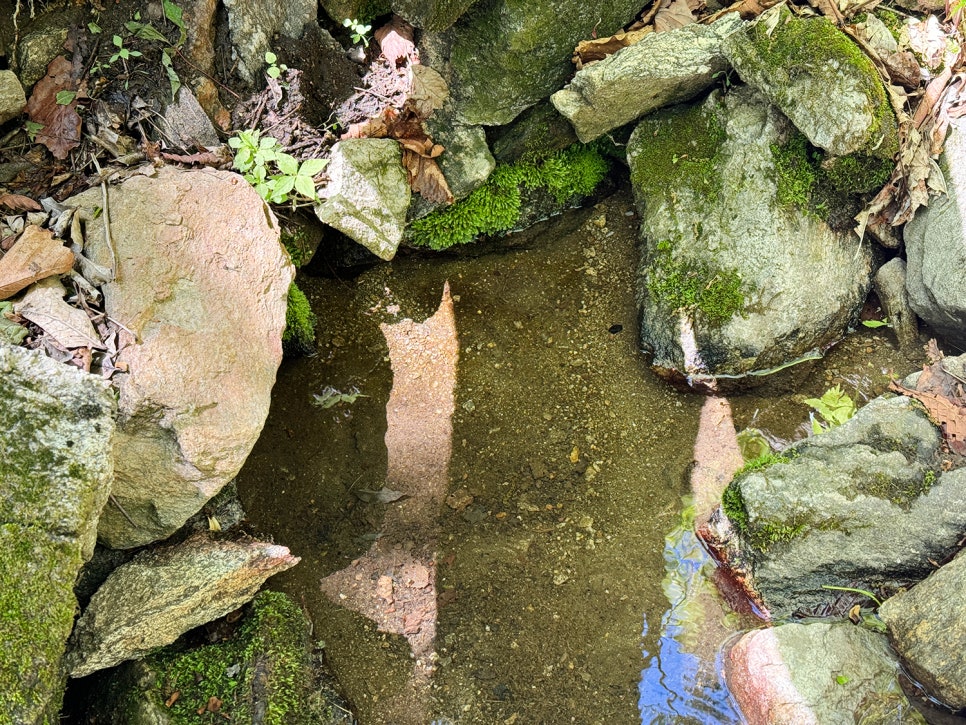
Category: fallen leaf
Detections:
[
  {"x1": 354, "y1": 487, "x2": 408, "y2": 503},
  {"x1": 401, "y1": 149, "x2": 454, "y2": 204},
  {"x1": 410, "y1": 64, "x2": 449, "y2": 118},
  {"x1": 0, "y1": 301, "x2": 28, "y2": 344},
  {"x1": 375, "y1": 16, "x2": 416, "y2": 66},
  {"x1": 25, "y1": 56, "x2": 84, "y2": 160},
  {"x1": 572, "y1": 27, "x2": 652, "y2": 67},
  {"x1": 0, "y1": 194, "x2": 42, "y2": 212},
  {"x1": 14, "y1": 278, "x2": 104, "y2": 349},
  {"x1": 654, "y1": 0, "x2": 695, "y2": 33},
  {"x1": 0, "y1": 225, "x2": 74, "y2": 300}
]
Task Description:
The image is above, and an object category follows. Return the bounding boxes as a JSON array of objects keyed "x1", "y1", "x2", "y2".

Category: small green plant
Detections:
[
  {"x1": 228, "y1": 129, "x2": 327, "y2": 205},
  {"x1": 343, "y1": 18, "x2": 372, "y2": 46},
  {"x1": 109, "y1": 34, "x2": 141, "y2": 63},
  {"x1": 821, "y1": 584, "x2": 883, "y2": 607},
  {"x1": 804, "y1": 385, "x2": 856, "y2": 434},
  {"x1": 861, "y1": 318, "x2": 890, "y2": 328},
  {"x1": 264, "y1": 51, "x2": 288, "y2": 79}
]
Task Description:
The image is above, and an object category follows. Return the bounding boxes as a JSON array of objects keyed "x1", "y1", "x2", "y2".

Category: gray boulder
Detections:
[
  {"x1": 551, "y1": 14, "x2": 743, "y2": 144},
  {"x1": 0, "y1": 70, "x2": 26, "y2": 125},
  {"x1": 315, "y1": 139, "x2": 411, "y2": 260},
  {"x1": 426, "y1": 120, "x2": 495, "y2": 201},
  {"x1": 0, "y1": 343, "x2": 115, "y2": 723},
  {"x1": 872, "y1": 257, "x2": 920, "y2": 355},
  {"x1": 722, "y1": 4, "x2": 898, "y2": 161},
  {"x1": 628, "y1": 86, "x2": 871, "y2": 386},
  {"x1": 222, "y1": 0, "x2": 316, "y2": 83},
  {"x1": 65, "y1": 535, "x2": 299, "y2": 678},
  {"x1": 879, "y1": 549, "x2": 966, "y2": 710},
  {"x1": 490, "y1": 101, "x2": 578, "y2": 164},
  {"x1": 720, "y1": 395, "x2": 966, "y2": 618},
  {"x1": 903, "y1": 119, "x2": 966, "y2": 350},
  {"x1": 726, "y1": 621, "x2": 924, "y2": 725},
  {"x1": 65, "y1": 167, "x2": 293, "y2": 549},
  {"x1": 434, "y1": 0, "x2": 643, "y2": 126}
]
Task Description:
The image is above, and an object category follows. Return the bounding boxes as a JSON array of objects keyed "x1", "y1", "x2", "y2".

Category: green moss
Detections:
[
  {"x1": 746, "y1": 8, "x2": 898, "y2": 160},
  {"x1": 721, "y1": 481, "x2": 749, "y2": 533},
  {"x1": 409, "y1": 142, "x2": 609, "y2": 250},
  {"x1": 750, "y1": 520, "x2": 806, "y2": 551},
  {"x1": 0, "y1": 525, "x2": 80, "y2": 723},
  {"x1": 876, "y1": 8, "x2": 903, "y2": 44},
  {"x1": 772, "y1": 131, "x2": 820, "y2": 211},
  {"x1": 646, "y1": 240, "x2": 746, "y2": 326},
  {"x1": 734, "y1": 452, "x2": 791, "y2": 478},
  {"x1": 283, "y1": 282, "x2": 316, "y2": 355},
  {"x1": 630, "y1": 100, "x2": 725, "y2": 204},
  {"x1": 852, "y1": 467, "x2": 937, "y2": 508},
  {"x1": 822, "y1": 154, "x2": 893, "y2": 193},
  {"x1": 148, "y1": 591, "x2": 310, "y2": 725}
]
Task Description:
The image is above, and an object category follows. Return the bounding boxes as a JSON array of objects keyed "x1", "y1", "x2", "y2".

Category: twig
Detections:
[
  {"x1": 109, "y1": 494, "x2": 139, "y2": 527},
  {"x1": 89, "y1": 156, "x2": 117, "y2": 282},
  {"x1": 353, "y1": 86, "x2": 398, "y2": 104}
]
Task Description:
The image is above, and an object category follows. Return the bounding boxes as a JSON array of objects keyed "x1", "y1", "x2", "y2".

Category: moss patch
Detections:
[
  {"x1": 851, "y1": 466, "x2": 938, "y2": 509},
  {"x1": 0, "y1": 525, "x2": 80, "y2": 724},
  {"x1": 630, "y1": 99, "x2": 726, "y2": 204},
  {"x1": 283, "y1": 282, "x2": 317, "y2": 355},
  {"x1": 409, "y1": 142, "x2": 609, "y2": 250},
  {"x1": 147, "y1": 591, "x2": 312, "y2": 725},
  {"x1": 645, "y1": 240, "x2": 746, "y2": 326}
]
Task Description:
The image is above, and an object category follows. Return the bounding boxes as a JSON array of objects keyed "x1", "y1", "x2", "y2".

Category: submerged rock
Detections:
[
  {"x1": 434, "y1": 0, "x2": 643, "y2": 126},
  {"x1": 65, "y1": 535, "x2": 299, "y2": 678},
  {"x1": 879, "y1": 549, "x2": 966, "y2": 710},
  {"x1": 0, "y1": 343, "x2": 115, "y2": 723},
  {"x1": 628, "y1": 86, "x2": 871, "y2": 388},
  {"x1": 551, "y1": 14, "x2": 742, "y2": 144},
  {"x1": 726, "y1": 621, "x2": 924, "y2": 725},
  {"x1": 315, "y1": 138, "x2": 411, "y2": 261},
  {"x1": 65, "y1": 167, "x2": 293, "y2": 549},
  {"x1": 903, "y1": 119, "x2": 966, "y2": 350},
  {"x1": 719, "y1": 395, "x2": 966, "y2": 618},
  {"x1": 722, "y1": 4, "x2": 898, "y2": 161}
]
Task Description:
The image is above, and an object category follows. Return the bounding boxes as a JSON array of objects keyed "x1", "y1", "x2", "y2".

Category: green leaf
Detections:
[
  {"x1": 126, "y1": 21, "x2": 167, "y2": 42},
  {"x1": 294, "y1": 174, "x2": 317, "y2": 200},
  {"x1": 273, "y1": 174, "x2": 296, "y2": 198},
  {"x1": 265, "y1": 51, "x2": 277, "y2": 64},
  {"x1": 861, "y1": 319, "x2": 889, "y2": 328},
  {"x1": 275, "y1": 153, "x2": 298, "y2": 176},
  {"x1": 161, "y1": 50, "x2": 181, "y2": 100},
  {"x1": 258, "y1": 136, "x2": 278, "y2": 151},
  {"x1": 55, "y1": 90, "x2": 77, "y2": 105},
  {"x1": 835, "y1": 675, "x2": 849, "y2": 685},
  {"x1": 24, "y1": 120, "x2": 44, "y2": 141},
  {"x1": 88, "y1": 21, "x2": 102, "y2": 34},
  {"x1": 299, "y1": 158, "x2": 327, "y2": 176},
  {"x1": 113, "y1": 34, "x2": 123, "y2": 48},
  {"x1": 162, "y1": 0, "x2": 187, "y2": 46},
  {"x1": 267, "y1": 66, "x2": 281, "y2": 79},
  {"x1": 227, "y1": 136, "x2": 243, "y2": 149}
]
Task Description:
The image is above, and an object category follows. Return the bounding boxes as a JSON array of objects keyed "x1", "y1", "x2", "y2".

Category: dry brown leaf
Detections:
[
  {"x1": 25, "y1": 56, "x2": 84, "y2": 160},
  {"x1": 0, "y1": 225, "x2": 74, "y2": 300},
  {"x1": 573, "y1": 27, "x2": 652, "y2": 67},
  {"x1": 402, "y1": 149, "x2": 453, "y2": 204},
  {"x1": 655, "y1": 0, "x2": 696, "y2": 33},
  {"x1": 375, "y1": 16, "x2": 416, "y2": 66},
  {"x1": 889, "y1": 343, "x2": 966, "y2": 455},
  {"x1": 0, "y1": 194, "x2": 42, "y2": 212},
  {"x1": 14, "y1": 278, "x2": 104, "y2": 349},
  {"x1": 410, "y1": 64, "x2": 449, "y2": 118}
]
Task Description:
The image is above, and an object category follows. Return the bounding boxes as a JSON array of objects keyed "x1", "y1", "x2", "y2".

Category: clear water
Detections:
[{"x1": 235, "y1": 189, "x2": 914, "y2": 724}]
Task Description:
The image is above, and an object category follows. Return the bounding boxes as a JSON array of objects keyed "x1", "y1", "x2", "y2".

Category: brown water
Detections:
[{"x1": 235, "y1": 189, "x2": 915, "y2": 724}]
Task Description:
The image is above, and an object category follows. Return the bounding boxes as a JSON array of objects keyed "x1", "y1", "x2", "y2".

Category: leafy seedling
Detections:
[
  {"x1": 343, "y1": 18, "x2": 372, "y2": 47},
  {"x1": 229, "y1": 129, "x2": 327, "y2": 205},
  {"x1": 804, "y1": 384, "x2": 856, "y2": 434},
  {"x1": 861, "y1": 318, "x2": 891, "y2": 328},
  {"x1": 264, "y1": 51, "x2": 288, "y2": 79}
]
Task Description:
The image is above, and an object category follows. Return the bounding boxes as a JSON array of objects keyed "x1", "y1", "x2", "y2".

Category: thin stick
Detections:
[
  {"x1": 109, "y1": 494, "x2": 139, "y2": 527},
  {"x1": 89, "y1": 156, "x2": 118, "y2": 282}
]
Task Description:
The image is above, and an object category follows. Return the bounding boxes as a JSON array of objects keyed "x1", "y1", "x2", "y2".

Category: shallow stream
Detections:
[{"x1": 236, "y1": 189, "x2": 915, "y2": 724}]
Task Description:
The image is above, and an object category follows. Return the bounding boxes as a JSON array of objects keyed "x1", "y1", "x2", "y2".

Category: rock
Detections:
[
  {"x1": 436, "y1": 0, "x2": 643, "y2": 125},
  {"x1": 725, "y1": 621, "x2": 924, "y2": 725},
  {"x1": 64, "y1": 535, "x2": 299, "y2": 678},
  {"x1": 722, "y1": 4, "x2": 898, "y2": 161},
  {"x1": 879, "y1": 549, "x2": 966, "y2": 710},
  {"x1": 77, "y1": 591, "x2": 352, "y2": 724},
  {"x1": 15, "y1": 6, "x2": 80, "y2": 91},
  {"x1": 391, "y1": 0, "x2": 479, "y2": 31},
  {"x1": 222, "y1": 0, "x2": 316, "y2": 83},
  {"x1": 426, "y1": 120, "x2": 495, "y2": 201},
  {"x1": 903, "y1": 119, "x2": 966, "y2": 350},
  {"x1": 551, "y1": 15, "x2": 742, "y2": 144},
  {"x1": 490, "y1": 101, "x2": 578, "y2": 164},
  {"x1": 64, "y1": 167, "x2": 293, "y2": 549},
  {"x1": 872, "y1": 258, "x2": 919, "y2": 355},
  {"x1": 628, "y1": 86, "x2": 872, "y2": 387},
  {"x1": 159, "y1": 86, "x2": 220, "y2": 149},
  {"x1": 315, "y1": 138, "x2": 411, "y2": 260},
  {"x1": 719, "y1": 395, "x2": 966, "y2": 618},
  {"x1": 0, "y1": 70, "x2": 27, "y2": 125},
  {"x1": 0, "y1": 343, "x2": 115, "y2": 723}
]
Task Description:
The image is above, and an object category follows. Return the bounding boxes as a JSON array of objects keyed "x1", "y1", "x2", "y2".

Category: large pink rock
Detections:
[{"x1": 66, "y1": 167, "x2": 293, "y2": 548}]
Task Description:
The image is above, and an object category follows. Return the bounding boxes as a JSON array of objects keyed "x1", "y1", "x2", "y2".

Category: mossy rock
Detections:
[
  {"x1": 391, "y1": 0, "x2": 480, "y2": 31},
  {"x1": 78, "y1": 591, "x2": 351, "y2": 724},
  {"x1": 440, "y1": 0, "x2": 644, "y2": 125},
  {"x1": 283, "y1": 282, "x2": 317, "y2": 356},
  {"x1": 722, "y1": 4, "x2": 898, "y2": 161}
]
